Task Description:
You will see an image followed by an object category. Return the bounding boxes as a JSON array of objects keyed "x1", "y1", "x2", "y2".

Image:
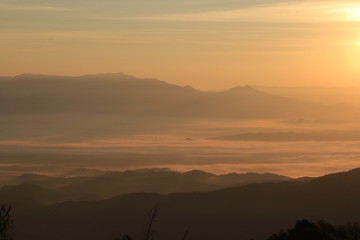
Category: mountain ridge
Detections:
[
  {"x1": 8, "y1": 167, "x2": 360, "y2": 240},
  {"x1": 0, "y1": 73, "x2": 349, "y2": 119},
  {"x1": 0, "y1": 169, "x2": 291, "y2": 203}
]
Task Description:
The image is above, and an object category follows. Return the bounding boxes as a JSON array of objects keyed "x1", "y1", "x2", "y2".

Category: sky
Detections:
[{"x1": 1, "y1": 0, "x2": 360, "y2": 90}]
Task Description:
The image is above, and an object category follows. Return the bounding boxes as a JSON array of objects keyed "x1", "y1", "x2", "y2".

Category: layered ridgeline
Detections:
[
  {"x1": 0, "y1": 169, "x2": 290, "y2": 204},
  {"x1": 4, "y1": 168, "x2": 360, "y2": 240},
  {"x1": 0, "y1": 73, "x2": 347, "y2": 119}
]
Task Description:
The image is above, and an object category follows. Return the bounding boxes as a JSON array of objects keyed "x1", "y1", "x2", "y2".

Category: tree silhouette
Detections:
[
  {"x1": 114, "y1": 234, "x2": 132, "y2": 240},
  {"x1": 114, "y1": 205, "x2": 189, "y2": 240},
  {"x1": 143, "y1": 205, "x2": 159, "y2": 240},
  {"x1": 268, "y1": 219, "x2": 360, "y2": 240}
]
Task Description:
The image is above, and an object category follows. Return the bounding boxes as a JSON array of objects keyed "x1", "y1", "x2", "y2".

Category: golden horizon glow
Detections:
[
  {"x1": 125, "y1": 2, "x2": 360, "y2": 23},
  {"x1": 1, "y1": 0, "x2": 360, "y2": 89},
  {"x1": 349, "y1": 7, "x2": 360, "y2": 21}
]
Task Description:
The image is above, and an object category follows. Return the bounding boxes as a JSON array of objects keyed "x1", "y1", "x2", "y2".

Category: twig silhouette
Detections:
[
  {"x1": 144, "y1": 205, "x2": 159, "y2": 240},
  {"x1": 0, "y1": 204, "x2": 12, "y2": 240},
  {"x1": 181, "y1": 230, "x2": 189, "y2": 240}
]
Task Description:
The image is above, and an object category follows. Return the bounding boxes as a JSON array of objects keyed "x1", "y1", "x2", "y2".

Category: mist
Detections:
[{"x1": 1, "y1": 73, "x2": 360, "y2": 179}]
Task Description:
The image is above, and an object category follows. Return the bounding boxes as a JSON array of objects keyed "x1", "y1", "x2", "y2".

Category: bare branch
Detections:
[
  {"x1": 144, "y1": 204, "x2": 159, "y2": 240},
  {"x1": 0, "y1": 204, "x2": 12, "y2": 240},
  {"x1": 181, "y1": 230, "x2": 189, "y2": 240}
]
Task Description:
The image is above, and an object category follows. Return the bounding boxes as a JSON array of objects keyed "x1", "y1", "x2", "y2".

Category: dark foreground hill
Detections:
[{"x1": 7, "y1": 168, "x2": 360, "y2": 240}]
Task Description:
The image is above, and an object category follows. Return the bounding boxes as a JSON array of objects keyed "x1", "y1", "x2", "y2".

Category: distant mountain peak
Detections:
[
  {"x1": 183, "y1": 85, "x2": 196, "y2": 90},
  {"x1": 13, "y1": 72, "x2": 138, "y2": 81},
  {"x1": 15, "y1": 74, "x2": 64, "y2": 79},
  {"x1": 218, "y1": 85, "x2": 271, "y2": 97},
  {"x1": 225, "y1": 85, "x2": 258, "y2": 92},
  {"x1": 80, "y1": 72, "x2": 137, "y2": 80}
]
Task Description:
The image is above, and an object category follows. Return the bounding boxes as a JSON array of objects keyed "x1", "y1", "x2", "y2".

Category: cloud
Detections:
[
  {"x1": 120, "y1": 1, "x2": 360, "y2": 23},
  {"x1": 1, "y1": 135, "x2": 360, "y2": 178},
  {"x1": 0, "y1": 4, "x2": 70, "y2": 11}
]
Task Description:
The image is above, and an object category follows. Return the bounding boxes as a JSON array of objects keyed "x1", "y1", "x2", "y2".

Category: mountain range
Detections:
[
  {"x1": 0, "y1": 169, "x2": 290, "y2": 204},
  {"x1": 0, "y1": 73, "x2": 346, "y2": 119},
  {"x1": 4, "y1": 168, "x2": 360, "y2": 240}
]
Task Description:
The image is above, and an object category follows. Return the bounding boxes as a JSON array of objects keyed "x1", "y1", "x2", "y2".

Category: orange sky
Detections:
[{"x1": 1, "y1": 0, "x2": 360, "y2": 89}]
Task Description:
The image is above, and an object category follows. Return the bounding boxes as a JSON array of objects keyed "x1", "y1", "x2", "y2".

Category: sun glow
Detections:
[{"x1": 348, "y1": 7, "x2": 360, "y2": 21}]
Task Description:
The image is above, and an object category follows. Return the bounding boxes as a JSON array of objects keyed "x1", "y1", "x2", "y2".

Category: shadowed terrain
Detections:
[
  {"x1": 2, "y1": 168, "x2": 360, "y2": 240},
  {"x1": 0, "y1": 169, "x2": 290, "y2": 203}
]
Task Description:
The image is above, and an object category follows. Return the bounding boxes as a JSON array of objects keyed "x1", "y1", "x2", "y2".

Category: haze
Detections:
[
  {"x1": 4, "y1": 2, "x2": 360, "y2": 239},
  {"x1": 1, "y1": 73, "x2": 360, "y2": 179},
  {"x1": 1, "y1": 0, "x2": 360, "y2": 89}
]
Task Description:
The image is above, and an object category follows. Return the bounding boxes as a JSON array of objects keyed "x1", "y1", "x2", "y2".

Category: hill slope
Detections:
[{"x1": 8, "y1": 168, "x2": 360, "y2": 240}]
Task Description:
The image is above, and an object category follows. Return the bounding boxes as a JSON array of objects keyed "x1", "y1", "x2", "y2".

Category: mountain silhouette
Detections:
[
  {"x1": 0, "y1": 73, "x2": 336, "y2": 119},
  {"x1": 1, "y1": 169, "x2": 290, "y2": 202},
  {"x1": 7, "y1": 168, "x2": 360, "y2": 240},
  {"x1": 0, "y1": 73, "x2": 201, "y2": 114},
  {"x1": 165, "y1": 84, "x2": 321, "y2": 118}
]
